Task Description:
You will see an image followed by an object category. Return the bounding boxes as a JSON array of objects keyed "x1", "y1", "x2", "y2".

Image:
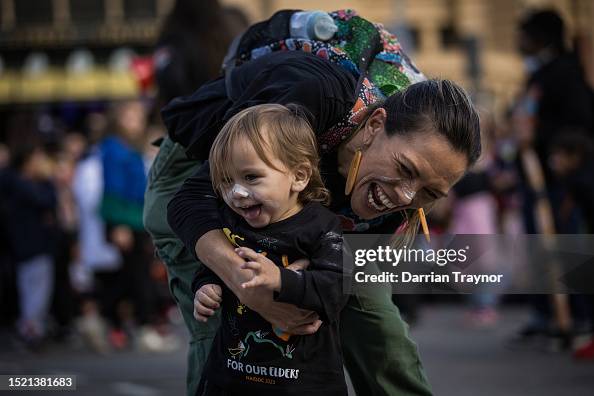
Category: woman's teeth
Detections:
[
  {"x1": 376, "y1": 185, "x2": 397, "y2": 209},
  {"x1": 367, "y1": 184, "x2": 397, "y2": 211}
]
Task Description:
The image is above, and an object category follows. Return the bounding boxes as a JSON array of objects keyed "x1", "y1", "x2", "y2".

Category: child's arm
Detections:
[
  {"x1": 191, "y1": 263, "x2": 224, "y2": 295},
  {"x1": 239, "y1": 216, "x2": 348, "y2": 324}
]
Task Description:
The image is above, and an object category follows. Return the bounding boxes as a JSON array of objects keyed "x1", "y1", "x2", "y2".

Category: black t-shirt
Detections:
[{"x1": 192, "y1": 202, "x2": 348, "y2": 396}]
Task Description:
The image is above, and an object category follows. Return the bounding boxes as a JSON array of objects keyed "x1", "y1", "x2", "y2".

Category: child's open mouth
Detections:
[{"x1": 239, "y1": 204, "x2": 262, "y2": 220}]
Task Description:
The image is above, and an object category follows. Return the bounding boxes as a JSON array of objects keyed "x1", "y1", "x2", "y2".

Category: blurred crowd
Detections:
[
  {"x1": 0, "y1": 0, "x2": 248, "y2": 354},
  {"x1": 1, "y1": 1, "x2": 594, "y2": 366},
  {"x1": 418, "y1": 9, "x2": 594, "y2": 359},
  {"x1": 0, "y1": 99, "x2": 177, "y2": 353}
]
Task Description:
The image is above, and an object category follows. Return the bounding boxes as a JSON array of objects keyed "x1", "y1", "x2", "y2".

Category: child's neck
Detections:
[{"x1": 271, "y1": 200, "x2": 304, "y2": 224}]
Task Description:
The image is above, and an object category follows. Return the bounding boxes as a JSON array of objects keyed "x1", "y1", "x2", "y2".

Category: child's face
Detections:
[{"x1": 220, "y1": 136, "x2": 305, "y2": 228}]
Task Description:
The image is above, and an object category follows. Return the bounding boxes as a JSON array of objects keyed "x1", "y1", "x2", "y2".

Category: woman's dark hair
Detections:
[{"x1": 381, "y1": 79, "x2": 482, "y2": 167}]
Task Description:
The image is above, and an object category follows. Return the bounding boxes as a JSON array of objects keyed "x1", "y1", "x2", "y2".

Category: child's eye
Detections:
[{"x1": 244, "y1": 174, "x2": 259, "y2": 182}]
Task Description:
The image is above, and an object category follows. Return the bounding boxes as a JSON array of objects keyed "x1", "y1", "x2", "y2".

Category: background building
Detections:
[{"x1": 1, "y1": 0, "x2": 593, "y2": 116}]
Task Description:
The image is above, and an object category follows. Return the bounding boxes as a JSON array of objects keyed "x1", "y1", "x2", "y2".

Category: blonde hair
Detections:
[{"x1": 209, "y1": 104, "x2": 330, "y2": 205}]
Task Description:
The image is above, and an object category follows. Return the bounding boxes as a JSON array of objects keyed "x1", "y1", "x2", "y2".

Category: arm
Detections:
[
  {"x1": 162, "y1": 51, "x2": 356, "y2": 159},
  {"x1": 191, "y1": 263, "x2": 224, "y2": 295},
  {"x1": 237, "y1": 216, "x2": 348, "y2": 324},
  {"x1": 274, "y1": 217, "x2": 348, "y2": 323},
  {"x1": 167, "y1": 165, "x2": 322, "y2": 334},
  {"x1": 166, "y1": 52, "x2": 355, "y2": 331}
]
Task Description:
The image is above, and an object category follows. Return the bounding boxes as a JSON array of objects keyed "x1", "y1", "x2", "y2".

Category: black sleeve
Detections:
[
  {"x1": 191, "y1": 264, "x2": 225, "y2": 294},
  {"x1": 223, "y1": 51, "x2": 357, "y2": 136},
  {"x1": 167, "y1": 161, "x2": 221, "y2": 259},
  {"x1": 162, "y1": 51, "x2": 356, "y2": 159},
  {"x1": 274, "y1": 215, "x2": 348, "y2": 323},
  {"x1": 164, "y1": 51, "x2": 357, "y2": 248}
]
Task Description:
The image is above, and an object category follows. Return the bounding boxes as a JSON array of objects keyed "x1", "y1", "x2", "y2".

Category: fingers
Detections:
[
  {"x1": 235, "y1": 247, "x2": 262, "y2": 262},
  {"x1": 193, "y1": 285, "x2": 222, "y2": 322},
  {"x1": 286, "y1": 258, "x2": 310, "y2": 272},
  {"x1": 298, "y1": 310, "x2": 320, "y2": 325},
  {"x1": 240, "y1": 261, "x2": 261, "y2": 272},
  {"x1": 203, "y1": 284, "x2": 223, "y2": 303},
  {"x1": 194, "y1": 313, "x2": 212, "y2": 322},
  {"x1": 197, "y1": 288, "x2": 220, "y2": 309},
  {"x1": 240, "y1": 261, "x2": 261, "y2": 289},
  {"x1": 193, "y1": 309, "x2": 210, "y2": 322},
  {"x1": 193, "y1": 302, "x2": 215, "y2": 322},
  {"x1": 271, "y1": 311, "x2": 320, "y2": 333},
  {"x1": 241, "y1": 276, "x2": 264, "y2": 289},
  {"x1": 289, "y1": 320, "x2": 323, "y2": 335}
]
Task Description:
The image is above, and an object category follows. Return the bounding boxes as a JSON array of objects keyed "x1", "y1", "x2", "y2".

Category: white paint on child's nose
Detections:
[{"x1": 232, "y1": 184, "x2": 250, "y2": 198}]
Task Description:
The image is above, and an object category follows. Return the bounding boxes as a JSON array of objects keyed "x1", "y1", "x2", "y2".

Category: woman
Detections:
[{"x1": 151, "y1": 46, "x2": 480, "y2": 395}]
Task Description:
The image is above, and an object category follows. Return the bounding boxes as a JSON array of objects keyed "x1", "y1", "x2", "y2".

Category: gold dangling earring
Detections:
[{"x1": 345, "y1": 149, "x2": 362, "y2": 195}]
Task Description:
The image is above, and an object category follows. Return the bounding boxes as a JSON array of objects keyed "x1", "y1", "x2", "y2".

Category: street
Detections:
[{"x1": 2, "y1": 305, "x2": 593, "y2": 395}]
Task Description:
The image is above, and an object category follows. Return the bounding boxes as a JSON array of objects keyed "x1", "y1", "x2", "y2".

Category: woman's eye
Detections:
[{"x1": 400, "y1": 163, "x2": 413, "y2": 178}]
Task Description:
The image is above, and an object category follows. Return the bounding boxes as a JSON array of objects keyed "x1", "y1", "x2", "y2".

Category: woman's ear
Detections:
[
  {"x1": 363, "y1": 107, "x2": 387, "y2": 146},
  {"x1": 291, "y1": 163, "x2": 313, "y2": 193}
]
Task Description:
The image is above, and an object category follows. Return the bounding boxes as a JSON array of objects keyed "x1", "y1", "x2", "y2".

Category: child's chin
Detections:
[{"x1": 244, "y1": 216, "x2": 270, "y2": 229}]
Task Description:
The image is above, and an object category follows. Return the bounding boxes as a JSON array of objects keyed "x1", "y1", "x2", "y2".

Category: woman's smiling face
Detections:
[{"x1": 348, "y1": 110, "x2": 468, "y2": 219}]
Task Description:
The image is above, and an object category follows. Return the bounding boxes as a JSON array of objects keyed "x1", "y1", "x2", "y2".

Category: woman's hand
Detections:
[{"x1": 235, "y1": 247, "x2": 281, "y2": 291}]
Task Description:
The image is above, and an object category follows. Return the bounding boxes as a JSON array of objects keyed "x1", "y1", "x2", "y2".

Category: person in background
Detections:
[
  {"x1": 99, "y1": 99, "x2": 168, "y2": 351},
  {"x1": 449, "y1": 113, "x2": 500, "y2": 326},
  {"x1": 71, "y1": 124, "x2": 121, "y2": 354},
  {"x1": 0, "y1": 144, "x2": 57, "y2": 348},
  {"x1": 548, "y1": 130, "x2": 594, "y2": 232},
  {"x1": 144, "y1": 0, "x2": 247, "y2": 391},
  {"x1": 153, "y1": 0, "x2": 235, "y2": 107},
  {"x1": 516, "y1": 9, "x2": 593, "y2": 173},
  {"x1": 512, "y1": 9, "x2": 594, "y2": 346},
  {"x1": 0, "y1": 143, "x2": 17, "y2": 326},
  {"x1": 548, "y1": 130, "x2": 594, "y2": 359},
  {"x1": 50, "y1": 142, "x2": 81, "y2": 341}
]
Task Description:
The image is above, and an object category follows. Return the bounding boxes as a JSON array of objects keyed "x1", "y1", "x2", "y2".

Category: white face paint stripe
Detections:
[{"x1": 232, "y1": 184, "x2": 251, "y2": 198}]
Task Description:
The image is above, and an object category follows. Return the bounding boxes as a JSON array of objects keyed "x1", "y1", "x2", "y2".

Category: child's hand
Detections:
[
  {"x1": 194, "y1": 284, "x2": 222, "y2": 322},
  {"x1": 235, "y1": 247, "x2": 281, "y2": 291},
  {"x1": 286, "y1": 258, "x2": 309, "y2": 272}
]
